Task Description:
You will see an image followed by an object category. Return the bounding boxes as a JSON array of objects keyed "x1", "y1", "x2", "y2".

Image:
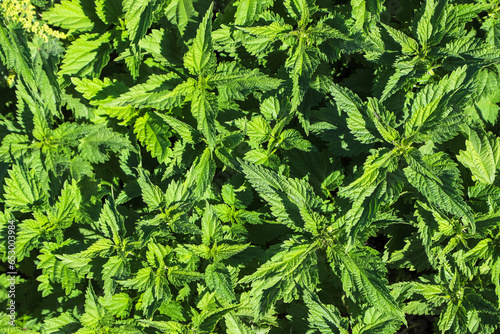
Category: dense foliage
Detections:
[{"x1": 1, "y1": 0, "x2": 500, "y2": 332}]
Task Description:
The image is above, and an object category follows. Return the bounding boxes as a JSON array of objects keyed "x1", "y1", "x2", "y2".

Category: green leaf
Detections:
[
  {"x1": 404, "y1": 66, "x2": 469, "y2": 139},
  {"x1": 47, "y1": 180, "x2": 78, "y2": 229},
  {"x1": 224, "y1": 313, "x2": 252, "y2": 334},
  {"x1": 184, "y1": 147, "x2": 216, "y2": 199},
  {"x1": 120, "y1": 267, "x2": 154, "y2": 292},
  {"x1": 101, "y1": 293, "x2": 133, "y2": 318},
  {"x1": 109, "y1": 73, "x2": 186, "y2": 110},
  {"x1": 205, "y1": 263, "x2": 236, "y2": 303},
  {"x1": 159, "y1": 113, "x2": 201, "y2": 144},
  {"x1": 95, "y1": 0, "x2": 123, "y2": 25},
  {"x1": 323, "y1": 79, "x2": 380, "y2": 144},
  {"x1": 240, "y1": 242, "x2": 317, "y2": 284},
  {"x1": 201, "y1": 203, "x2": 221, "y2": 246},
  {"x1": 134, "y1": 111, "x2": 172, "y2": 164},
  {"x1": 330, "y1": 247, "x2": 405, "y2": 323},
  {"x1": 214, "y1": 243, "x2": 250, "y2": 261},
  {"x1": 210, "y1": 62, "x2": 282, "y2": 101},
  {"x1": 303, "y1": 290, "x2": 349, "y2": 334},
  {"x1": 405, "y1": 151, "x2": 475, "y2": 228},
  {"x1": 193, "y1": 305, "x2": 238, "y2": 333},
  {"x1": 98, "y1": 200, "x2": 125, "y2": 244},
  {"x1": 183, "y1": 3, "x2": 216, "y2": 75},
  {"x1": 279, "y1": 129, "x2": 313, "y2": 151},
  {"x1": 234, "y1": 0, "x2": 274, "y2": 25},
  {"x1": 4, "y1": 162, "x2": 46, "y2": 211},
  {"x1": 124, "y1": 0, "x2": 156, "y2": 45},
  {"x1": 165, "y1": 0, "x2": 197, "y2": 35},
  {"x1": 78, "y1": 125, "x2": 132, "y2": 163},
  {"x1": 59, "y1": 33, "x2": 112, "y2": 80},
  {"x1": 43, "y1": 0, "x2": 97, "y2": 33},
  {"x1": 382, "y1": 23, "x2": 419, "y2": 55},
  {"x1": 240, "y1": 160, "x2": 323, "y2": 232},
  {"x1": 191, "y1": 89, "x2": 217, "y2": 148},
  {"x1": 457, "y1": 129, "x2": 500, "y2": 184},
  {"x1": 102, "y1": 256, "x2": 131, "y2": 297},
  {"x1": 80, "y1": 283, "x2": 113, "y2": 329},
  {"x1": 137, "y1": 169, "x2": 165, "y2": 210},
  {"x1": 246, "y1": 116, "x2": 271, "y2": 143}
]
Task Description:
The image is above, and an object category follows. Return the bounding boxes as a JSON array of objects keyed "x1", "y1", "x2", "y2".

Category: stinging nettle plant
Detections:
[{"x1": 0, "y1": 0, "x2": 500, "y2": 333}]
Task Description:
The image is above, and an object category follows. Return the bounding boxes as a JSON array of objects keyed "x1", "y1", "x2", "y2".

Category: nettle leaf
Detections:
[
  {"x1": 80, "y1": 284, "x2": 114, "y2": 329},
  {"x1": 329, "y1": 246, "x2": 405, "y2": 323},
  {"x1": 246, "y1": 116, "x2": 272, "y2": 144},
  {"x1": 137, "y1": 168, "x2": 165, "y2": 210},
  {"x1": 240, "y1": 160, "x2": 323, "y2": 233},
  {"x1": 159, "y1": 113, "x2": 201, "y2": 144},
  {"x1": 210, "y1": 62, "x2": 282, "y2": 102},
  {"x1": 47, "y1": 180, "x2": 79, "y2": 229},
  {"x1": 109, "y1": 73, "x2": 186, "y2": 110},
  {"x1": 102, "y1": 256, "x2": 131, "y2": 297},
  {"x1": 340, "y1": 148, "x2": 399, "y2": 240},
  {"x1": 165, "y1": 0, "x2": 197, "y2": 35},
  {"x1": 100, "y1": 293, "x2": 133, "y2": 318},
  {"x1": 4, "y1": 162, "x2": 47, "y2": 211},
  {"x1": 78, "y1": 125, "x2": 132, "y2": 163},
  {"x1": 201, "y1": 203, "x2": 221, "y2": 246},
  {"x1": 404, "y1": 66, "x2": 469, "y2": 139},
  {"x1": 224, "y1": 313, "x2": 253, "y2": 334},
  {"x1": 303, "y1": 290, "x2": 349, "y2": 334},
  {"x1": 286, "y1": 38, "x2": 320, "y2": 109},
  {"x1": 134, "y1": 111, "x2": 172, "y2": 164},
  {"x1": 205, "y1": 263, "x2": 236, "y2": 303},
  {"x1": 124, "y1": 0, "x2": 157, "y2": 45},
  {"x1": 323, "y1": 79, "x2": 380, "y2": 144},
  {"x1": 233, "y1": 0, "x2": 274, "y2": 25},
  {"x1": 405, "y1": 150, "x2": 475, "y2": 229},
  {"x1": 184, "y1": 147, "x2": 216, "y2": 199},
  {"x1": 279, "y1": 129, "x2": 313, "y2": 151},
  {"x1": 457, "y1": 128, "x2": 500, "y2": 185},
  {"x1": 183, "y1": 3, "x2": 216, "y2": 75},
  {"x1": 43, "y1": 0, "x2": 97, "y2": 33},
  {"x1": 191, "y1": 89, "x2": 218, "y2": 148},
  {"x1": 382, "y1": 23, "x2": 419, "y2": 55},
  {"x1": 95, "y1": 0, "x2": 123, "y2": 25},
  {"x1": 59, "y1": 33, "x2": 112, "y2": 80},
  {"x1": 193, "y1": 305, "x2": 238, "y2": 333}
]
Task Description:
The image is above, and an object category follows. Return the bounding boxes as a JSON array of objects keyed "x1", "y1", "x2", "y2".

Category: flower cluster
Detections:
[{"x1": 0, "y1": 0, "x2": 66, "y2": 41}]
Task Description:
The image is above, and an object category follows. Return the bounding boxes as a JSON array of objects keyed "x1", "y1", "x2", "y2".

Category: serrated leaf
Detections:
[
  {"x1": 202, "y1": 203, "x2": 221, "y2": 246},
  {"x1": 303, "y1": 290, "x2": 348, "y2": 334},
  {"x1": 323, "y1": 79, "x2": 380, "y2": 144},
  {"x1": 134, "y1": 111, "x2": 172, "y2": 163},
  {"x1": 78, "y1": 125, "x2": 131, "y2": 163},
  {"x1": 330, "y1": 247, "x2": 406, "y2": 323},
  {"x1": 80, "y1": 284, "x2": 112, "y2": 329},
  {"x1": 183, "y1": 3, "x2": 216, "y2": 75},
  {"x1": 43, "y1": 0, "x2": 96, "y2": 33},
  {"x1": 137, "y1": 169, "x2": 165, "y2": 210},
  {"x1": 124, "y1": 0, "x2": 156, "y2": 45},
  {"x1": 206, "y1": 264, "x2": 236, "y2": 303},
  {"x1": 457, "y1": 129, "x2": 500, "y2": 184},
  {"x1": 191, "y1": 89, "x2": 217, "y2": 148},
  {"x1": 405, "y1": 151, "x2": 475, "y2": 229},
  {"x1": 158, "y1": 113, "x2": 201, "y2": 144},
  {"x1": 382, "y1": 23, "x2": 419, "y2": 55},
  {"x1": 95, "y1": 0, "x2": 123, "y2": 25},
  {"x1": 4, "y1": 162, "x2": 46, "y2": 211},
  {"x1": 59, "y1": 33, "x2": 112, "y2": 80},
  {"x1": 165, "y1": 0, "x2": 197, "y2": 35}
]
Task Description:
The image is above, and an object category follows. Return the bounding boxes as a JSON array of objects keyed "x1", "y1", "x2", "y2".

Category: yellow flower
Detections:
[{"x1": 0, "y1": 0, "x2": 67, "y2": 41}]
